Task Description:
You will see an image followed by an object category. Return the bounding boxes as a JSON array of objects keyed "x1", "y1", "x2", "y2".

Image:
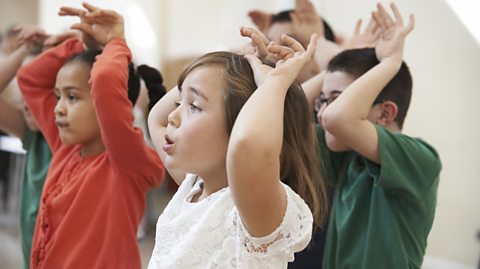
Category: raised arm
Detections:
[
  {"x1": 227, "y1": 34, "x2": 317, "y2": 237},
  {"x1": 322, "y1": 3, "x2": 414, "y2": 164},
  {"x1": 17, "y1": 32, "x2": 84, "y2": 152},
  {"x1": 62, "y1": 3, "x2": 164, "y2": 184},
  {"x1": 147, "y1": 87, "x2": 186, "y2": 185},
  {"x1": 0, "y1": 42, "x2": 31, "y2": 138}
]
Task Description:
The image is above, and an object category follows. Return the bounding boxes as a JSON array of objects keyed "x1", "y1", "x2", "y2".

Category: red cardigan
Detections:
[{"x1": 18, "y1": 38, "x2": 164, "y2": 269}]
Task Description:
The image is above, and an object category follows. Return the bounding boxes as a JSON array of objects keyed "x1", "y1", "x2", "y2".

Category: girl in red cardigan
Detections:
[{"x1": 17, "y1": 3, "x2": 164, "y2": 268}]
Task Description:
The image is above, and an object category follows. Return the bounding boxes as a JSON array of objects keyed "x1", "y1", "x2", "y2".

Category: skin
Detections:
[{"x1": 54, "y1": 62, "x2": 104, "y2": 157}]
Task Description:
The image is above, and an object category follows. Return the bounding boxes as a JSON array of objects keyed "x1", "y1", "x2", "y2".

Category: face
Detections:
[
  {"x1": 266, "y1": 22, "x2": 319, "y2": 83},
  {"x1": 318, "y1": 71, "x2": 383, "y2": 151},
  {"x1": 164, "y1": 65, "x2": 229, "y2": 177},
  {"x1": 54, "y1": 62, "x2": 102, "y2": 151}
]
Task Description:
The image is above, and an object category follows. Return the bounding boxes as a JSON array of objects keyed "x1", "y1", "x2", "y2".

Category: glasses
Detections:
[{"x1": 314, "y1": 94, "x2": 384, "y2": 113}]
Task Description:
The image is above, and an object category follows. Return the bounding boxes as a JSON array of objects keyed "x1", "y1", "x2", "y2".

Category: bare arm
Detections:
[
  {"x1": 322, "y1": 3, "x2": 414, "y2": 164},
  {"x1": 148, "y1": 86, "x2": 186, "y2": 185},
  {"x1": 228, "y1": 34, "x2": 317, "y2": 237}
]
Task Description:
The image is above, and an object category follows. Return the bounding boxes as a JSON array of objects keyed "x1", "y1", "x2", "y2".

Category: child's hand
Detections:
[
  {"x1": 291, "y1": 0, "x2": 324, "y2": 47},
  {"x1": 345, "y1": 15, "x2": 381, "y2": 49},
  {"x1": 239, "y1": 27, "x2": 277, "y2": 64},
  {"x1": 245, "y1": 34, "x2": 317, "y2": 87},
  {"x1": 59, "y1": 2, "x2": 125, "y2": 48},
  {"x1": 247, "y1": 10, "x2": 272, "y2": 33},
  {"x1": 372, "y1": 3, "x2": 414, "y2": 63},
  {"x1": 14, "y1": 26, "x2": 48, "y2": 51}
]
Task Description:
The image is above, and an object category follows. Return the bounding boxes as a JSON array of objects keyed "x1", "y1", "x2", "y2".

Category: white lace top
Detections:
[{"x1": 147, "y1": 174, "x2": 313, "y2": 269}]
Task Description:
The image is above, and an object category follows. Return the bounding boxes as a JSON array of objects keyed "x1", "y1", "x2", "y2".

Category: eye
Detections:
[
  {"x1": 68, "y1": 94, "x2": 78, "y2": 101},
  {"x1": 189, "y1": 103, "x2": 201, "y2": 112},
  {"x1": 174, "y1": 101, "x2": 181, "y2": 107}
]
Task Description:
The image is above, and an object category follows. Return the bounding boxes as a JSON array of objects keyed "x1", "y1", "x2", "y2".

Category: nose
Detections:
[
  {"x1": 167, "y1": 106, "x2": 180, "y2": 128},
  {"x1": 54, "y1": 97, "x2": 66, "y2": 117}
]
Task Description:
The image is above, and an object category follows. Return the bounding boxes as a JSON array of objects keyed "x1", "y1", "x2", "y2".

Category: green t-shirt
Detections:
[
  {"x1": 318, "y1": 125, "x2": 442, "y2": 269},
  {"x1": 20, "y1": 129, "x2": 52, "y2": 269}
]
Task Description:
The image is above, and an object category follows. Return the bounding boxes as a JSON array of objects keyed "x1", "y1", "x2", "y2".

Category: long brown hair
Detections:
[{"x1": 177, "y1": 51, "x2": 328, "y2": 228}]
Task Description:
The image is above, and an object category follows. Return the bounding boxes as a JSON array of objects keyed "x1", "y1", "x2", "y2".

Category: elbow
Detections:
[{"x1": 321, "y1": 106, "x2": 351, "y2": 136}]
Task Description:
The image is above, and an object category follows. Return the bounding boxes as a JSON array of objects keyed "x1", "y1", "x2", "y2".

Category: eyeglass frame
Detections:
[{"x1": 314, "y1": 94, "x2": 384, "y2": 113}]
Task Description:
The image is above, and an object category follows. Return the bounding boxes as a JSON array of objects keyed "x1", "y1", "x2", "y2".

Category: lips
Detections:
[
  {"x1": 163, "y1": 134, "x2": 174, "y2": 153},
  {"x1": 56, "y1": 120, "x2": 69, "y2": 128}
]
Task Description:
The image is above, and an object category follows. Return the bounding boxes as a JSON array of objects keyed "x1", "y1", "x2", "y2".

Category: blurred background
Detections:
[{"x1": 0, "y1": 0, "x2": 479, "y2": 268}]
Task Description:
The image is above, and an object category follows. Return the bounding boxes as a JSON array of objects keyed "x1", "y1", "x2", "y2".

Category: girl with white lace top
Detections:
[{"x1": 147, "y1": 33, "x2": 328, "y2": 268}]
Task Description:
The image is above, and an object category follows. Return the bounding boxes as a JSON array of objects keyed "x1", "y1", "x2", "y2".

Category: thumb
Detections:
[{"x1": 244, "y1": 54, "x2": 262, "y2": 69}]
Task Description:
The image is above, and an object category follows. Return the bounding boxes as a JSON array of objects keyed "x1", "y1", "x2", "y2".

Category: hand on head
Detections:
[
  {"x1": 345, "y1": 16, "x2": 381, "y2": 49},
  {"x1": 291, "y1": 0, "x2": 324, "y2": 47},
  {"x1": 372, "y1": 3, "x2": 414, "y2": 63},
  {"x1": 245, "y1": 33, "x2": 317, "y2": 87},
  {"x1": 239, "y1": 26, "x2": 277, "y2": 63},
  {"x1": 58, "y1": 2, "x2": 125, "y2": 49}
]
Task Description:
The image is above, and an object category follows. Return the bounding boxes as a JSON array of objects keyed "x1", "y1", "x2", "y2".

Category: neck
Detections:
[
  {"x1": 80, "y1": 139, "x2": 105, "y2": 157},
  {"x1": 194, "y1": 169, "x2": 228, "y2": 201}
]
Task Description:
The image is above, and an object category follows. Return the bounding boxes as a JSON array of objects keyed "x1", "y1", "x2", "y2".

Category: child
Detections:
[
  {"x1": 0, "y1": 27, "x2": 51, "y2": 269},
  {"x1": 305, "y1": 4, "x2": 441, "y2": 268},
  {"x1": 17, "y1": 4, "x2": 164, "y2": 268},
  {"x1": 147, "y1": 33, "x2": 328, "y2": 268}
]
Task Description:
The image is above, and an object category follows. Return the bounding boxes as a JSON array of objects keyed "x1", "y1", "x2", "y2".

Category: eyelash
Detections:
[{"x1": 174, "y1": 101, "x2": 201, "y2": 112}]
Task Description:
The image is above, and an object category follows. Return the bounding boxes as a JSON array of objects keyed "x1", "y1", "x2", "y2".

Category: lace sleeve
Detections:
[{"x1": 234, "y1": 184, "x2": 313, "y2": 262}]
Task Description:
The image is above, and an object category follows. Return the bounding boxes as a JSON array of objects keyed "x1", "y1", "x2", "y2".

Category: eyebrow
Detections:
[{"x1": 189, "y1": 86, "x2": 209, "y2": 101}]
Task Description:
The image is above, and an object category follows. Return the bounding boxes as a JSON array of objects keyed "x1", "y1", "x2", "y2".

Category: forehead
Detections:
[
  {"x1": 322, "y1": 71, "x2": 356, "y2": 95},
  {"x1": 56, "y1": 62, "x2": 91, "y2": 89},
  {"x1": 182, "y1": 65, "x2": 224, "y2": 99},
  {"x1": 267, "y1": 22, "x2": 294, "y2": 42}
]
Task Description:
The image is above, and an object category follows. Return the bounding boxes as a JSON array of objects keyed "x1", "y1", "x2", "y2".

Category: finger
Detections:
[
  {"x1": 244, "y1": 54, "x2": 263, "y2": 69},
  {"x1": 58, "y1": 7, "x2": 85, "y2": 16},
  {"x1": 70, "y1": 23, "x2": 94, "y2": 37},
  {"x1": 353, "y1": 19, "x2": 362, "y2": 35},
  {"x1": 280, "y1": 34, "x2": 305, "y2": 52},
  {"x1": 268, "y1": 44, "x2": 294, "y2": 60},
  {"x1": 404, "y1": 14, "x2": 415, "y2": 35},
  {"x1": 390, "y1": 2, "x2": 404, "y2": 26},
  {"x1": 82, "y1": 2, "x2": 99, "y2": 12},
  {"x1": 371, "y1": 11, "x2": 385, "y2": 31},
  {"x1": 304, "y1": 33, "x2": 318, "y2": 59},
  {"x1": 252, "y1": 33, "x2": 268, "y2": 58},
  {"x1": 377, "y1": 3, "x2": 394, "y2": 28},
  {"x1": 368, "y1": 19, "x2": 378, "y2": 34}
]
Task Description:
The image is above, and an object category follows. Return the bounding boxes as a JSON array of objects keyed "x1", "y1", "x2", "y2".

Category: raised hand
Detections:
[
  {"x1": 14, "y1": 26, "x2": 48, "y2": 50},
  {"x1": 239, "y1": 26, "x2": 277, "y2": 63},
  {"x1": 59, "y1": 2, "x2": 124, "y2": 49},
  {"x1": 372, "y1": 3, "x2": 414, "y2": 63},
  {"x1": 247, "y1": 10, "x2": 272, "y2": 33},
  {"x1": 245, "y1": 34, "x2": 317, "y2": 87},
  {"x1": 345, "y1": 15, "x2": 381, "y2": 49},
  {"x1": 291, "y1": 0, "x2": 324, "y2": 47}
]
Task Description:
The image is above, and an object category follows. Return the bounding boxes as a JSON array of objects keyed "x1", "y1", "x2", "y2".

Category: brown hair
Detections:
[{"x1": 177, "y1": 51, "x2": 328, "y2": 228}]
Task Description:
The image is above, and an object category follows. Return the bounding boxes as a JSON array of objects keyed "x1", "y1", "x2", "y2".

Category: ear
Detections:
[{"x1": 376, "y1": 101, "x2": 398, "y2": 126}]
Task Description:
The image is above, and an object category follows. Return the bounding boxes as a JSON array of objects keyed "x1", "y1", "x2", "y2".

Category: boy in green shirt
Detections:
[{"x1": 307, "y1": 4, "x2": 441, "y2": 268}]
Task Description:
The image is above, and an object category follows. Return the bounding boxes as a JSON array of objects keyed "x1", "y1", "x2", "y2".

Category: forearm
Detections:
[
  {"x1": 0, "y1": 98, "x2": 26, "y2": 138},
  {"x1": 0, "y1": 45, "x2": 30, "y2": 90},
  {"x1": 301, "y1": 70, "x2": 325, "y2": 107},
  {"x1": 147, "y1": 86, "x2": 179, "y2": 153}
]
